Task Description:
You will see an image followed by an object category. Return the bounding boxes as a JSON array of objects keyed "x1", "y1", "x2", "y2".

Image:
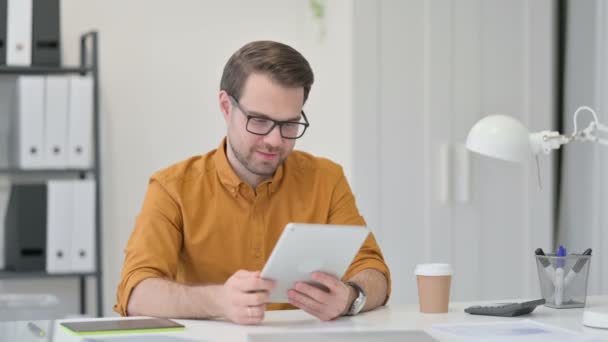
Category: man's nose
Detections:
[{"x1": 263, "y1": 124, "x2": 283, "y2": 147}]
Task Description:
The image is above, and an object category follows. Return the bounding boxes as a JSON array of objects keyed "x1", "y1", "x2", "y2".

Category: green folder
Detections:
[{"x1": 61, "y1": 318, "x2": 185, "y2": 336}]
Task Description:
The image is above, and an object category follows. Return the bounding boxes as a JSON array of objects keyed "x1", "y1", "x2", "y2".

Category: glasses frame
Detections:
[{"x1": 229, "y1": 95, "x2": 310, "y2": 139}]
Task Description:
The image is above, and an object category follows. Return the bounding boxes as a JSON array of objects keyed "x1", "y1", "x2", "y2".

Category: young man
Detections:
[{"x1": 115, "y1": 41, "x2": 391, "y2": 325}]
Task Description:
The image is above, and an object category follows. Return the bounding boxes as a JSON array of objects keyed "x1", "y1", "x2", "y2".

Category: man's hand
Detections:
[
  {"x1": 216, "y1": 270, "x2": 276, "y2": 325},
  {"x1": 287, "y1": 272, "x2": 355, "y2": 321}
]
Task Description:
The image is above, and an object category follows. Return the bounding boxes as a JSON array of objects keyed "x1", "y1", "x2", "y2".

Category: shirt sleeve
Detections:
[
  {"x1": 113, "y1": 178, "x2": 184, "y2": 316},
  {"x1": 327, "y1": 170, "x2": 392, "y2": 304}
]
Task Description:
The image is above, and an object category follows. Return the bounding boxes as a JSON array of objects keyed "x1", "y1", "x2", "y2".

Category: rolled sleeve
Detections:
[
  {"x1": 342, "y1": 233, "x2": 392, "y2": 303},
  {"x1": 328, "y1": 169, "x2": 392, "y2": 303},
  {"x1": 113, "y1": 178, "x2": 184, "y2": 316}
]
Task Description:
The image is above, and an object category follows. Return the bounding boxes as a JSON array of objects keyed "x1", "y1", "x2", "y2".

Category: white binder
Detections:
[
  {"x1": 6, "y1": 0, "x2": 32, "y2": 66},
  {"x1": 0, "y1": 78, "x2": 11, "y2": 169},
  {"x1": 67, "y1": 76, "x2": 93, "y2": 168},
  {"x1": 16, "y1": 76, "x2": 45, "y2": 169},
  {"x1": 44, "y1": 76, "x2": 69, "y2": 168},
  {"x1": 46, "y1": 180, "x2": 72, "y2": 273},
  {"x1": 70, "y1": 179, "x2": 96, "y2": 272}
]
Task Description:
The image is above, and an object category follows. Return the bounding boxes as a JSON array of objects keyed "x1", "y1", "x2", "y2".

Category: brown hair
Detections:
[{"x1": 220, "y1": 41, "x2": 314, "y2": 104}]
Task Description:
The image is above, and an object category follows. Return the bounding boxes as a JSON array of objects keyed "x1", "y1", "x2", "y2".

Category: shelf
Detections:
[
  {"x1": 0, "y1": 168, "x2": 95, "y2": 174},
  {"x1": 0, "y1": 270, "x2": 97, "y2": 280},
  {"x1": 0, "y1": 65, "x2": 93, "y2": 75}
]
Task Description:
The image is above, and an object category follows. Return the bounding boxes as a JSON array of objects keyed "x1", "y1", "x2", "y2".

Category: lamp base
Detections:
[{"x1": 583, "y1": 307, "x2": 608, "y2": 328}]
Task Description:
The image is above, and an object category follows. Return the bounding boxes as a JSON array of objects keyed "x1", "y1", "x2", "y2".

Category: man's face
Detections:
[{"x1": 221, "y1": 73, "x2": 304, "y2": 178}]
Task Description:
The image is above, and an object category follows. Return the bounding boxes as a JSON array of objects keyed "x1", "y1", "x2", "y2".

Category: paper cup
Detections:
[{"x1": 414, "y1": 263, "x2": 453, "y2": 313}]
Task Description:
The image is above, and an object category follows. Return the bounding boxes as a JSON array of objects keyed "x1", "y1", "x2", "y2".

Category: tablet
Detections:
[
  {"x1": 261, "y1": 223, "x2": 370, "y2": 302},
  {"x1": 61, "y1": 318, "x2": 184, "y2": 335}
]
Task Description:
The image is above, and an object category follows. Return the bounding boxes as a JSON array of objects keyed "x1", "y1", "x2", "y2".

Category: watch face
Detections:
[
  {"x1": 350, "y1": 289, "x2": 367, "y2": 315},
  {"x1": 353, "y1": 294, "x2": 366, "y2": 312},
  {"x1": 345, "y1": 281, "x2": 367, "y2": 315}
]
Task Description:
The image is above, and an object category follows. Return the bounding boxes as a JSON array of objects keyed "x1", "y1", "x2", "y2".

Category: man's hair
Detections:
[{"x1": 220, "y1": 41, "x2": 314, "y2": 104}]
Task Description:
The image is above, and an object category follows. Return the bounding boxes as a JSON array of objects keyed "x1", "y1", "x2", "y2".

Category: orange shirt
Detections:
[{"x1": 114, "y1": 139, "x2": 391, "y2": 316}]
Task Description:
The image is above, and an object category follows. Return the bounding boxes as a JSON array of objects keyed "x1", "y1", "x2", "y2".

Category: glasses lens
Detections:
[
  {"x1": 281, "y1": 123, "x2": 305, "y2": 138},
  {"x1": 247, "y1": 117, "x2": 274, "y2": 134}
]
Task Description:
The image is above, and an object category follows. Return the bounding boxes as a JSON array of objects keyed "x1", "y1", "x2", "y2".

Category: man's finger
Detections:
[
  {"x1": 293, "y1": 282, "x2": 329, "y2": 304},
  {"x1": 311, "y1": 272, "x2": 342, "y2": 290},
  {"x1": 288, "y1": 295, "x2": 327, "y2": 320},
  {"x1": 240, "y1": 277, "x2": 275, "y2": 292},
  {"x1": 239, "y1": 291, "x2": 270, "y2": 307},
  {"x1": 233, "y1": 270, "x2": 256, "y2": 278},
  {"x1": 238, "y1": 305, "x2": 265, "y2": 325},
  {"x1": 287, "y1": 289, "x2": 323, "y2": 313}
]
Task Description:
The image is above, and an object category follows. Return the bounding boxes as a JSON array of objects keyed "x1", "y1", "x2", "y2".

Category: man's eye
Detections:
[{"x1": 251, "y1": 117, "x2": 269, "y2": 124}]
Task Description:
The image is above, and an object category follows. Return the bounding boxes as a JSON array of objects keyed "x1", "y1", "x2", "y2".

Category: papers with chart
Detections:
[{"x1": 431, "y1": 320, "x2": 601, "y2": 342}]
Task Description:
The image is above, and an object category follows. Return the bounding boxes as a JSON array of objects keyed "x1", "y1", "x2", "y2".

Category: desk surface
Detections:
[{"x1": 7, "y1": 296, "x2": 608, "y2": 341}]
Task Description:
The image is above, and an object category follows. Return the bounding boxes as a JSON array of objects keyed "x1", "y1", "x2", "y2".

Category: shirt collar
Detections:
[{"x1": 213, "y1": 137, "x2": 285, "y2": 194}]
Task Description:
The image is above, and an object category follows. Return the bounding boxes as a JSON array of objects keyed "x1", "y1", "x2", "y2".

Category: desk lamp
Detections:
[{"x1": 465, "y1": 106, "x2": 608, "y2": 329}]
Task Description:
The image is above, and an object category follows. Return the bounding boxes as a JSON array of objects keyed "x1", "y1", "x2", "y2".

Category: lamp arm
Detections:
[
  {"x1": 575, "y1": 121, "x2": 608, "y2": 146},
  {"x1": 530, "y1": 131, "x2": 570, "y2": 155},
  {"x1": 530, "y1": 106, "x2": 608, "y2": 154},
  {"x1": 571, "y1": 106, "x2": 600, "y2": 136}
]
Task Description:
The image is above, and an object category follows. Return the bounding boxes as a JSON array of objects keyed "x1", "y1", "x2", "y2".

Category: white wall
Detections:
[
  {"x1": 60, "y1": 0, "x2": 355, "y2": 315},
  {"x1": 559, "y1": 0, "x2": 608, "y2": 296},
  {"x1": 353, "y1": 0, "x2": 557, "y2": 304}
]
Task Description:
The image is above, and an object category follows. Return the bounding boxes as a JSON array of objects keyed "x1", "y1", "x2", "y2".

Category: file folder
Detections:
[
  {"x1": 4, "y1": 183, "x2": 47, "y2": 271},
  {"x1": 46, "y1": 180, "x2": 72, "y2": 273},
  {"x1": 70, "y1": 179, "x2": 95, "y2": 272},
  {"x1": 67, "y1": 76, "x2": 93, "y2": 168},
  {"x1": 44, "y1": 76, "x2": 69, "y2": 168},
  {"x1": 6, "y1": 0, "x2": 32, "y2": 66},
  {"x1": 16, "y1": 76, "x2": 45, "y2": 169},
  {"x1": 32, "y1": 0, "x2": 60, "y2": 66},
  {"x1": 0, "y1": 0, "x2": 7, "y2": 65},
  {"x1": 0, "y1": 76, "x2": 10, "y2": 168},
  {"x1": 0, "y1": 181, "x2": 10, "y2": 269}
]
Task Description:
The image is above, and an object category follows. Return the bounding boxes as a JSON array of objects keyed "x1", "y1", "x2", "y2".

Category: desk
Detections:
[{"x1": 7, "y1": 296, "x2": 608, "y2": 341}]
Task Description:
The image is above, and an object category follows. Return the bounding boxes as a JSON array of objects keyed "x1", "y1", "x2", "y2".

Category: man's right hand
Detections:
[{"x1": 215, "y1": 270, "x2": 276, "y2": 325}]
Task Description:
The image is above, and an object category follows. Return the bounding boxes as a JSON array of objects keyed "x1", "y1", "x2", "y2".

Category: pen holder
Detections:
[{"x1": 535, "y1": 254, "x2": 591, "y2": 309}]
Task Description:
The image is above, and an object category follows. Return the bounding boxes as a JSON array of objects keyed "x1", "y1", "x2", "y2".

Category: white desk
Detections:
[{"x1": 28, "y1": 296, "x2": 608, "y2": 341}]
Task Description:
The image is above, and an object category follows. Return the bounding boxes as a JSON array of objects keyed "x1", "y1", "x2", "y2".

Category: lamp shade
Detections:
[{"x1": 465, "y1": 115, "x2": 531, "y2": 163}]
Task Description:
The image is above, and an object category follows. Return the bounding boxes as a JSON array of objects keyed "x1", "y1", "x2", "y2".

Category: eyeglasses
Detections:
[{"x1": 229, "y1": 96, "x2": 310, "y2": 139}]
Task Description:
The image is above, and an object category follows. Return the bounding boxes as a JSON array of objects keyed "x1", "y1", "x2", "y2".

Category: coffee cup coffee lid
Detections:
[{"x1": 414, "y1": 263, "x2": 453, "y2": 276}]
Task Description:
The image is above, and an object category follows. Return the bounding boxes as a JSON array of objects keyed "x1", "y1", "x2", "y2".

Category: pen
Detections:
[
  {"x1": 27, "y1": 322, "x2": 46, "y2": 337},
  {"x1": 564, "y1": 248, "x2": 592, "y2": 287},
  {"x1": 535, "y1": 248, "x2": 555, "y2": 280},
  {"x1": 555, "y1": 245, "x2": 566, "y2": 305}
]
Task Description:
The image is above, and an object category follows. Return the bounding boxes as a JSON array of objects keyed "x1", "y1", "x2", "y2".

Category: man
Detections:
[{"x1": 115, "y1": 41, "x2": 391, "y2": 325}]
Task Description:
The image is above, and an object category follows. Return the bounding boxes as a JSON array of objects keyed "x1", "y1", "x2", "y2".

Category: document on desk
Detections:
[{"x1": 431, "y1": 320, "x2": 600, "y2": 342}]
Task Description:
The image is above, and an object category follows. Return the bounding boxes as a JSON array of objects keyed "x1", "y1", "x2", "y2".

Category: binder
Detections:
[
  {"x1": 0, "y1": 181, "x2": 10, "y2": 269},
  {"x1": 4, "y1": 183, "x2": 47, "y2": 271},
  {"x1": 67, "y1": 76, "x2": 93, "y2": 168},
  {"x1": 46, "y1": 180, "x2": 72, "y2": 273},
  {"x1": 16, "y1": 75, "x2": 45, "y2": 169},
  {"x1": 44, "y1": 76, "x2": 69, "y2": 168},
  {"x1": 31, "y1": 0, "x2": 60, "y2": 66},
  {"x1": 70, "y1": 180, "x2": 95, "y2": 272},
  {"x1": 6, "y1": 0, "x2": 32, "y2": 66},
  {"x1": 0, "y1": 0, "x2": 7, "y2": 65},
  {"x1": 0, "y1": 76, "x2": 11, "y2": 168}
]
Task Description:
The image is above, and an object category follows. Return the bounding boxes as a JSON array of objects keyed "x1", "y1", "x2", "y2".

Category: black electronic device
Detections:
[{"x1": 464, "y1": 299, "x2": 545, "y2": 317}]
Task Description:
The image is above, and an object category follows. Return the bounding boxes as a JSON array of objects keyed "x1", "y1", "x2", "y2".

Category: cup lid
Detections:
[{"x1": 414, "y1": 263, "x2": 453, "y2": 276}]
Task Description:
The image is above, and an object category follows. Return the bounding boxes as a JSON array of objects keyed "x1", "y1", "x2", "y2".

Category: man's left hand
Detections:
[{"x1": 287, "y1": 272, "x2": 354, "y2": 321}]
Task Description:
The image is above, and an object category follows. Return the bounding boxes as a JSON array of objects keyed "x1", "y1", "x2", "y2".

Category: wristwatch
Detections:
[{"x1": 344, "y1": 281, "x2": 367, "y2": 316}]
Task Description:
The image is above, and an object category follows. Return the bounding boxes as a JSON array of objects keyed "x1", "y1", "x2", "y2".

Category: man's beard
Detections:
[{"x1": 230, "y1": 142, "x2": 284, "y2": 177}]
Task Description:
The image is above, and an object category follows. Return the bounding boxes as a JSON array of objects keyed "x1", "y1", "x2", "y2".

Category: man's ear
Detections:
[{"x1": 219, "y1": 90, "x2": 231, "y2": 120}]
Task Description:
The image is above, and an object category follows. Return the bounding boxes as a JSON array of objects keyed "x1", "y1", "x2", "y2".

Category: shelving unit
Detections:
[{"x1": 0, "y1": 31, "x2": 102, "y2": 317}]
